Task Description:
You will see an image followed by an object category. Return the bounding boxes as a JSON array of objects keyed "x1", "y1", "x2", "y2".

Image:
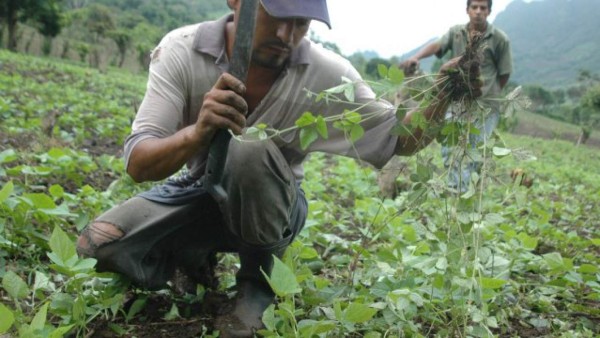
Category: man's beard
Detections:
[{"x1": 250, "y1": 43, "x2": 290, "y2": 70}]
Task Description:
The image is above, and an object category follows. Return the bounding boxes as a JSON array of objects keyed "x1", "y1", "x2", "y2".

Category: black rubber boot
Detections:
[{"x1": 215, "y1": 246, "x2": 285, "y2": 337}]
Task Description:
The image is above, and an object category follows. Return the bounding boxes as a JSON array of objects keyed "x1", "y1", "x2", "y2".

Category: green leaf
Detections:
[
  {"x1": 377, "y1": 64, "x2": 388, "y2": 79},
  {"x1": 299, "y1": 128, "x2": 319, "y2": 150},
  {"x1": 163, "y1": 304, "x2": 180, "y2": 321},
  {"x1": 349, "y1": 124, "x2": 364, "y2": 143},
  {"x1": 71, "y1": 258, "x2": 97, "y2": 272},
  {"x1": 2, "y1": 271, "x2": 30, "y2": 300},
  {"x1": 479, "y1": 277, "x2": 507, "y2": 289},
  {"x1": 388, "y1": 66, "x2": 405, "y2": 85},
  {"x1": 344, "y1": 84, "x2": 355, "y2": 102},
  {"x1": 72, "y1": 296, "x2": 86, "y2": 322},
  {"x1": 345, "y1": 111, "x2": 362, "y2": 124},
  {"x1": 295, "y1": 111, "x2": 317, "y2": 127},
  {"x1": 316, "y1": 116, "x2": 328, "y2": 139},
  {"x1": 30, "y1": 303, "x2": 49, "y2": 331},
  {"x1": 49, "y1": 325, "x2": 75, "y2": 338},
  {"x1": 517, "y1": 232, "x2": 538, "y2": 250},
  {"x1": 126, "y1": 296, "x2": 147, "y2": 322},
  {"x1": 0, "y1": 149, "x2": 17, "y2": 164},
  {"x1": 0, "y1": 181, "x2": 14, "y2": 204},
  {"x1": 264, "y1": 256, "x2": 301, "y2": 297},
  {"x1": 543, "y1": 252, "x2": 571, "y2": 272},
  {"x1": 261, "y1": 304, "x2": 276, "y2": 331},
  {"x1": 579, "y1": 264, "x2": 599, "y2": 274},
  {"x1": 298, "y1": 246, "x2": 319, "y2": 260},
  {"x1": 244, "y1": 127, "x2": 269, "y2": 141},
  {"x1": 49, "y1": 184, "x2": 65, "y2": 199},
  {"x1": 410, "y1": 110, "x2": 427, "y2": 130},
  {"x1": 364, "y1": 332, "x2": 383, "y2": 338},
  {"x1": 324, "y1": 83, "x2": 348, "y2": 95},
  {"x1": 21, "y1": 193, "x2": 57, "y2": 209},
  {"x1": 297, "y1": 319, "x2": 336, "y2": 336},
  {"x1": 492, "y1": 147, "x2": 512, "y2": 157},
  {"x1": 34, "y1": 272, "x2": 55, "y2": 292},
  {"x1": 343, "y1": 302, "x2": 377, "y2": 324},
  {"x1": 48, "y1": 226, "x2": 77, "y2": 265},
  {"x1": 0, "y1": 303, "x2": 15, "y2": 333}
]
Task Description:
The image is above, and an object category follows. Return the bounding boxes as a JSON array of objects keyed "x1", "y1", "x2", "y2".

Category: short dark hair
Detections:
[{"x1": 467, "y1": 0, "x2": 493, "y2": 12}]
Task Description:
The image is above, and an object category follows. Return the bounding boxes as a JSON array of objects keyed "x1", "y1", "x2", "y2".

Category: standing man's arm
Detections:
[
  {"x1": 498, "y1": 74, "x2": 510, "y2": 90},
  {"x1": 403, "y1": 41, "x2": 442, "y2": 69},
  {"x1": 495, "y1": 33, "x2": 513, "y2": 91},
  {"x1": 394, "y1": 56, "x2": 482, "y2": 155}
]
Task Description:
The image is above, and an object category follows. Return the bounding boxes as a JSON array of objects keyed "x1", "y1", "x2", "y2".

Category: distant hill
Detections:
[
  {"x1": 493, "y1": 0, "x2": 600, "y2": 87},
  {"x1": 398, "y1": 0, "x2": 600, "y2": 88}
]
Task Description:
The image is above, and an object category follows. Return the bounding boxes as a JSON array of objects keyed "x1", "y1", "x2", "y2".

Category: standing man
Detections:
[
  {"x1": 403, "y1": 0, "x2": 512, "y2": 192},
  {"x1": 76, "y1": 0, "x2": 481, "y2": 336}
]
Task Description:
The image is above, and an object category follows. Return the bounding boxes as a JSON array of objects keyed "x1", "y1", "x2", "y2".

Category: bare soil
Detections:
[{"x1": 84, "y1": 291, "x2": 231, "y2": 338}]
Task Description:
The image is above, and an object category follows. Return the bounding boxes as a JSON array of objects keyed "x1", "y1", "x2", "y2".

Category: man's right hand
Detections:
[
  {"x1": 400, "y1": 58, "x2": 420, "y2": 73},
  {"x1": 194, "y1": 73, "x2": 249, "y2": 146}
]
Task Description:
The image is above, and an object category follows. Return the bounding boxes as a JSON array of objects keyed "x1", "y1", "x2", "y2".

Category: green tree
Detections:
[
  {"x1": 130, "y1": 21, "x2": 162, "y2": 69},
  {"x1": 82, "y1": 3, "x2": 115, "y2": 67},
  {"x1": 347, "y1": 52, "x2": 367, "y2": 77},
  {"x1": 108, "y1": 29, "x2": 132, "y2": 67},
  {"x1": 0, "y1": 0, "x2": 64, "y2": 51},
  {"x1": 524, "y1": 85, "x2": 555, "y2": 112},
  {"x1": 575, "y1": 84, "x2": 600, "y2": 145},
  {"x1": 365, "y1": 57, "x2": 391, "y2": 80}
]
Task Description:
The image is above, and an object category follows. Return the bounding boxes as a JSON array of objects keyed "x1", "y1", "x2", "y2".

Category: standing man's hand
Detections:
[
  {"x1": 194, "y1": 73, "x2": 249, "y2": 145},
  {"x1": 400, "y1": 57, "x2": 420, "y2": 73}
]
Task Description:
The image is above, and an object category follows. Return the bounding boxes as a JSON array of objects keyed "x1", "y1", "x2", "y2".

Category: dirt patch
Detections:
[
  {"x1": 0, "y1": 130, "x2": 122, "y2": 192},
  {"x1": 85, "y1": 291, "x2": 232, "y2": 338}
]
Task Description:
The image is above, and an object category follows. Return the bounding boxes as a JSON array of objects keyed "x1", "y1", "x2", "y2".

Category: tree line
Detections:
[
  {"x1": 522, "y1": 71, "x2": 600, "y2": 144},
  {"x1": 0, "y1": 0, "x2": 229, "y2": 70},
  {"x1": 1, "y1": 0, "x2": 599, "y2": 142}
]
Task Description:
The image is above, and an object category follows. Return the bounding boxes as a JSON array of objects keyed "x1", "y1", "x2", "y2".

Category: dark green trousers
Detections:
[{"x1": 82, "y1": 139, "x2": 307, "y2": 289}]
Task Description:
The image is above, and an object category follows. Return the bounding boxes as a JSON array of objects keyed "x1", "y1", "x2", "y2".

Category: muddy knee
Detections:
[{"x1": 77, "y1": 222, "x2": 124, "y2": 257}]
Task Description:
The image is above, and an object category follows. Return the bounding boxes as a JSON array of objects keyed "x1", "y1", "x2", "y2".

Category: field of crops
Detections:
[{"x1": 1, "y1": 50, "x2": 599, "y2": 337}]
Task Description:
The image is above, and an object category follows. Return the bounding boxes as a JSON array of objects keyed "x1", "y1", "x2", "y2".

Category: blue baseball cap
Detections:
[{"x1": 261, "y1": 0, "x2": 331, "y2": 28}]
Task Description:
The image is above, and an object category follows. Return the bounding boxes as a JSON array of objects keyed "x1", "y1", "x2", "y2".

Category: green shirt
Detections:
[{"x1": 437, "y1": 23, "x2": 513, "y2": 102}]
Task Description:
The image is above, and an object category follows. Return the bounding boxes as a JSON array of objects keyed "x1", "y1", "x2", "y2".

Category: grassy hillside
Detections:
[
  {"x1": 494, "y1": 0, "x2": 600, "y2": 87},
  {"x1": 512, "y1": 110, "x2": 600, "y2": 147},
  {"x1": 1, "y1": 50, "x2": 599, "y2": 337}
]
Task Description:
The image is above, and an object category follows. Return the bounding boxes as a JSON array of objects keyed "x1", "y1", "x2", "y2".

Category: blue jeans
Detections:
[{"x1": 441, "y1": 110, "x2": 499, "y2": 193}]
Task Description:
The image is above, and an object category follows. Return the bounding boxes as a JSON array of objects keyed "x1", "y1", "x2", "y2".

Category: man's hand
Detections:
[
  {"x1": 194, "y1": 73, "x2": 249, "y2": 145},
  {"x1": 400, "y1": 58, "x2": 420, "y2": 74}
]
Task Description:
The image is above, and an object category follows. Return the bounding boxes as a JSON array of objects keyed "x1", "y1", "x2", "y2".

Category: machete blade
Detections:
[{"x1": 205, "y1": 0, "x2": 259, "y2": 203}]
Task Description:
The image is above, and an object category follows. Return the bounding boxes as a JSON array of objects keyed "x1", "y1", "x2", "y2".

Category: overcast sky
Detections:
[{"x1": 310, "y1": 0, "x2": 523, "y2": 59}]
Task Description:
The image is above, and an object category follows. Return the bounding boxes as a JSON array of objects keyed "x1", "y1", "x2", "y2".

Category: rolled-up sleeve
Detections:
[
  {"x1": 496, "y1": 37, "x2": 513, "y2": 77},
  {"x1": 124, "y1": 33, "x2": 190, "y2": 169}
]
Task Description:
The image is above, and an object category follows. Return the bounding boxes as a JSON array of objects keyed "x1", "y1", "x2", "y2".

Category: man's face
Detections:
[
  {"x1": 467, "y1": 0, "x2": 491, "y2": 26},
  {"x1": 249, "y1": 4, "x2": 311, "y2": 69}
]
